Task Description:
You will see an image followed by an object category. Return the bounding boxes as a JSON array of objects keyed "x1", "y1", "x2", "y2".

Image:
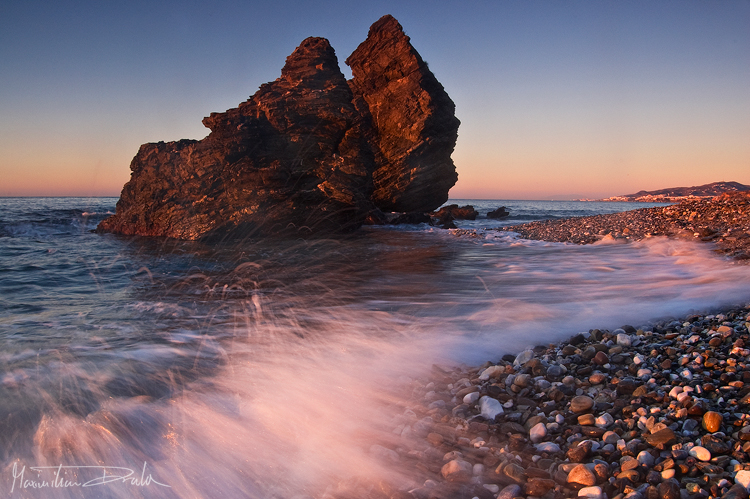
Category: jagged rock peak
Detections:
[
  {"x1": 97, "y1": 15, "x2": 461, "y2": 240},
  {"x1": 280, "y1": 37, "x2": 343, "y2": 85},
  {"x1": 346, "y1": 15, "x2": 460, "y2": 213}
]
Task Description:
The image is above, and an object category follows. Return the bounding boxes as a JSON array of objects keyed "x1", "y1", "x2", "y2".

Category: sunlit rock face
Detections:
[
  {"x1": 98, "y1": 37, "x2": 374, "y2": 240},
  {"x1": 99, "y1": 15, "x2": 459, "y2": 239},
  {"x1": 346, "y1": 15, "x2": 460, "y2": 213}
]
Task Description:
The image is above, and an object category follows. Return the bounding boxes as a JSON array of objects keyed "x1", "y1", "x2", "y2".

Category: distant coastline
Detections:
[{"x1": 581, "y1": 180, "x2": 750, "y2": 203}]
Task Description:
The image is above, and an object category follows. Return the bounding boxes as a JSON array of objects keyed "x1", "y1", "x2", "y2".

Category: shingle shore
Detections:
[
  {"x1": 360, "y1": 194, "x2": 750, "y2": 499},
  {"x1": 496, "y1": 192, "x2": 750, "y2": 262},
  {"x1": 383, "y1": 306, "x2": 750, "y2": 499}
]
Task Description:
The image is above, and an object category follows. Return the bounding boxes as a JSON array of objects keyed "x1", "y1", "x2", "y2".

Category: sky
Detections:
[{"x1": 1, "y1": 0, "x2": 748, "y2": 200}]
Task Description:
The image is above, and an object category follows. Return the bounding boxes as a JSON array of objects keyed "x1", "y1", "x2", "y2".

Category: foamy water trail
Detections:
[{"x1": 5, "y1": 233, "x2": 750, "y2": 498}]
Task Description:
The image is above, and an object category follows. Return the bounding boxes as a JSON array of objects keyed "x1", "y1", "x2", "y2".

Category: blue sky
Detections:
[{"x1": 1, "y1": 0, "x2": 748, "y2": 198}]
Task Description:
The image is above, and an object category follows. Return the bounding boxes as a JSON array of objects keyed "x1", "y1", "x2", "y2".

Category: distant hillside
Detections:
[{"x1": 603, "y1": 181, "x2": 750, "y2": 202}]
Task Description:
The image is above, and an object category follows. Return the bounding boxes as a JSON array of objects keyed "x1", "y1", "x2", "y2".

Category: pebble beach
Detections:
[{"x1": 368, "y1": 193, "x2": 750, "y2": 499}]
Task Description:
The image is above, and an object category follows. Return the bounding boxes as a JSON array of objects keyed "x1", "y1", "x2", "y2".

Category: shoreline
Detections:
[
  {"x1": 491, "y1": 192, "x2": 750, "y2": 262},
  {"x1": 371, "y1": 194, "x2": 750, "y2": 499},
  {"x1": 386, "y1": 303, "x2": 750, "y2": 499}
]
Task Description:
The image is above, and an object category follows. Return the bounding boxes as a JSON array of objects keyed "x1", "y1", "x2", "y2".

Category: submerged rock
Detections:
[{"x1": 98, "y1": 15, "x2": 459, "y2": 240}]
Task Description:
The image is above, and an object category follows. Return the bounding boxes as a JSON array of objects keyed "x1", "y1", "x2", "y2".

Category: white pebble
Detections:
[
  {"x1": 513, "y1": 350, "x2": 534, "y2": 367},
  {"x1": 535, "y1": 442, "x2": 561, "y2": 453},
  {"x1": 479, "y1": 365, "x2": 504, "y2": 380},
  {"x1": 578, "y1": 485, "x2": 603, "y2": 499},
  {"x1": 637, "y1": 450, "x2": 655, "y2": 466},
  {"x1": 689, "y1": 446, "x2": 711, "y2": 462},
  {"x1": 661, "y1": 469, "x2": 676, "y2": 480},
  {"x1": 669, "y1": 386, "x2": 683, "y2": 398},
  {"x1": 595, "y1": 413, "x2": 614, "y2": 428},
  {"x1": 478, "y1": 396, "x2": 504, "y2": 420},
  {"x1": 530, "y1": 422, "x2": 547, "y2": 443},
  {"x1": 735, "y1": 469, "x2": 750, "y2": 489},
  {"x1": 463, "y1": 392, "x2": 480, "y2": 405}
]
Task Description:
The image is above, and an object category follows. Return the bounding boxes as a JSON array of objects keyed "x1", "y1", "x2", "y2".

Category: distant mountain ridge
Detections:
[{"x1": 602, "y1": 181, "x2": 750, "y2": 202}]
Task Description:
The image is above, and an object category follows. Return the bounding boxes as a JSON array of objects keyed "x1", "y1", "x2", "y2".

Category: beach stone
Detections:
[
  {"x1": 441, "y1": 459, "x2": 473, "y2": 483},
  {"x1": 643, "y1": 428, "x2": 677, "y2": 449},
  {"x1": 723, "y1": 484, "x2": 750, "y2": 499},
  {"x1": 479, "y1": 365, "x2": 504, "y2": 380},
  {"x1": 567, "y1": 441, "x2": 592, "y2": 462},
  {"x1": 661, "y1": 469, "x2": 676, "y2": 480},
  {"x1": 620, "y1": 457, "x2": 639, "y2": 471},
  {"x1": 463, "y1": 391, "x2": 480, "y2": 405},
  {"x1": 616, "y1": 378, "x2": 638, "y2": 396},
  {"x1": 503, "y1": 462, "x2": 527, "y2": 484},
  {"x1": 617, "y1": 333, "x2": 632, "y2": 347},
  {"x1": 595, "y1": 413, "x2": 614, "y2": 428},
  {"x1": 578, "y1": 414, "x2": 596, "y2": 425},
  {"x1": 658, "y1": 478, "x2": 681, "y2": 499},
  {"x1": 524, "y1": 478, "x2": 556, "y2": 496},
  {"x1": 478, "y1": 396, "x2": 504, "y2": 420},
  {"x1": 513, "y1": 373, "x2": 531, "y2": 388},
  {"x1": 578, "y1": 485, "x2": 604, "y2": 499},
  {"x1": 589, "y1": 372, "x2": 607, "y2": 385},
  {"x1": 703, "y1": 411, "x2": 723, "y2": 432},
  {"x1": 735, "y1": 470, "x2": 750, "y2": 489},
  {"x1": 567, "y1": 463, "x2": 597, "y2": 486},
  {"x1": 702, "y1": 434, "x2": 731, "y2": 455},
  {"x1": 592, "y1": 351, "x2": 609, "y2": 366},
  {"x1": 602, "y1": 431, "x2": 619, "y2": 444},
  {"x1": 536, "y1": 442, "x2": 561, "y2": 453},
  {"x1": 689, "y1": 445, "x2": 712, "y2": 462},
  {"x1": 547, "y1": 364, "x2": 564, "y2": 380},
  {"x1": 637, "y1": 450, "x2": 655, "y2": 467},
  {"x1": 514, "y1": 350, "x2": 534, "y2": 367},
  {"x1": 496, "y1": 484, "x2": 522, "y2": 499},
  {"x1": 570, "y1": 395, "x2": 595, "y2": 413},
  {"x1": 529, "y1": 422, "x2": 547, "y2": 443}
]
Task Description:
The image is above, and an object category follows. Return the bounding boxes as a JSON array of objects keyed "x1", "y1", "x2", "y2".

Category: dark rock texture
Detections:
[
  {"x1": 98, "y1": 15, "x2": 460, "y2": 240},
  {"x1": 98, "y1": 38, "x2": 373, "y2": 240},
  {"x1": 346, "y1": 15, "x2": 460, "y2": 213}
]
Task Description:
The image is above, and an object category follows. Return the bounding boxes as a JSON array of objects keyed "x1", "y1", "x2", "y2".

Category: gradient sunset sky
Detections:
[{"x1": 1, "y1": 1, "x2": 748, "y2": 199}]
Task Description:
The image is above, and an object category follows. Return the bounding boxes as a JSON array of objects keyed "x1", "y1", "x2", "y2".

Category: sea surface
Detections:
[{"x1": 2, "y1": 197, "x2": 750, "y2": 498}]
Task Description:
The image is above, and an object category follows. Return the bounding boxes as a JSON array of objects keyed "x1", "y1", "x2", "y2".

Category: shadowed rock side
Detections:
[
  {"x1": 346, "y1": 15, "x2": 460, "y2": 213},
  {"x1": 98, "y1": 37, "x2": 375, "y2": 240},
  {"x1": 98, "y1": 15, "x2": 461, "y2": 239}
]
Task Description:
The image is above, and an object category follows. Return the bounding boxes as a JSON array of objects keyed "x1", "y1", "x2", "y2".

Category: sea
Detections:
[{"x1": 2, "y1": 196, "x2": 750, "y2": 498}]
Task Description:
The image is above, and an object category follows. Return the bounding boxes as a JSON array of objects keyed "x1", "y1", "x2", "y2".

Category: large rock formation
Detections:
[
  {"x1": 347, "y1": 15, "x2": 460, "y2": 213},
  {"x1": 98, "y1": 15, "x2": 459, "y2": 240}
]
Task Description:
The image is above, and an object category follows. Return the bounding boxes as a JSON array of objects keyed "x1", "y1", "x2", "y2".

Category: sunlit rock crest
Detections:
[
  {"x1": 98, "y1": 15, "x2": 459, "y2": 239},
  {"x1": 347, "y1": 15, "x2": 460, "y2": 213}
]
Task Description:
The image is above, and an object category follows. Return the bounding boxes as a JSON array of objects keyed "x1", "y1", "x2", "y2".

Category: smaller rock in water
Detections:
[
  {"x1": 487, "y1": 206, "x2": 510, "y2": 219},
  {"x1": 514, "y1": 349, "x2": 534, "y2": 367},
  {"x1": 617, "y1": 333, "x2": 632, "y2": 347}
]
